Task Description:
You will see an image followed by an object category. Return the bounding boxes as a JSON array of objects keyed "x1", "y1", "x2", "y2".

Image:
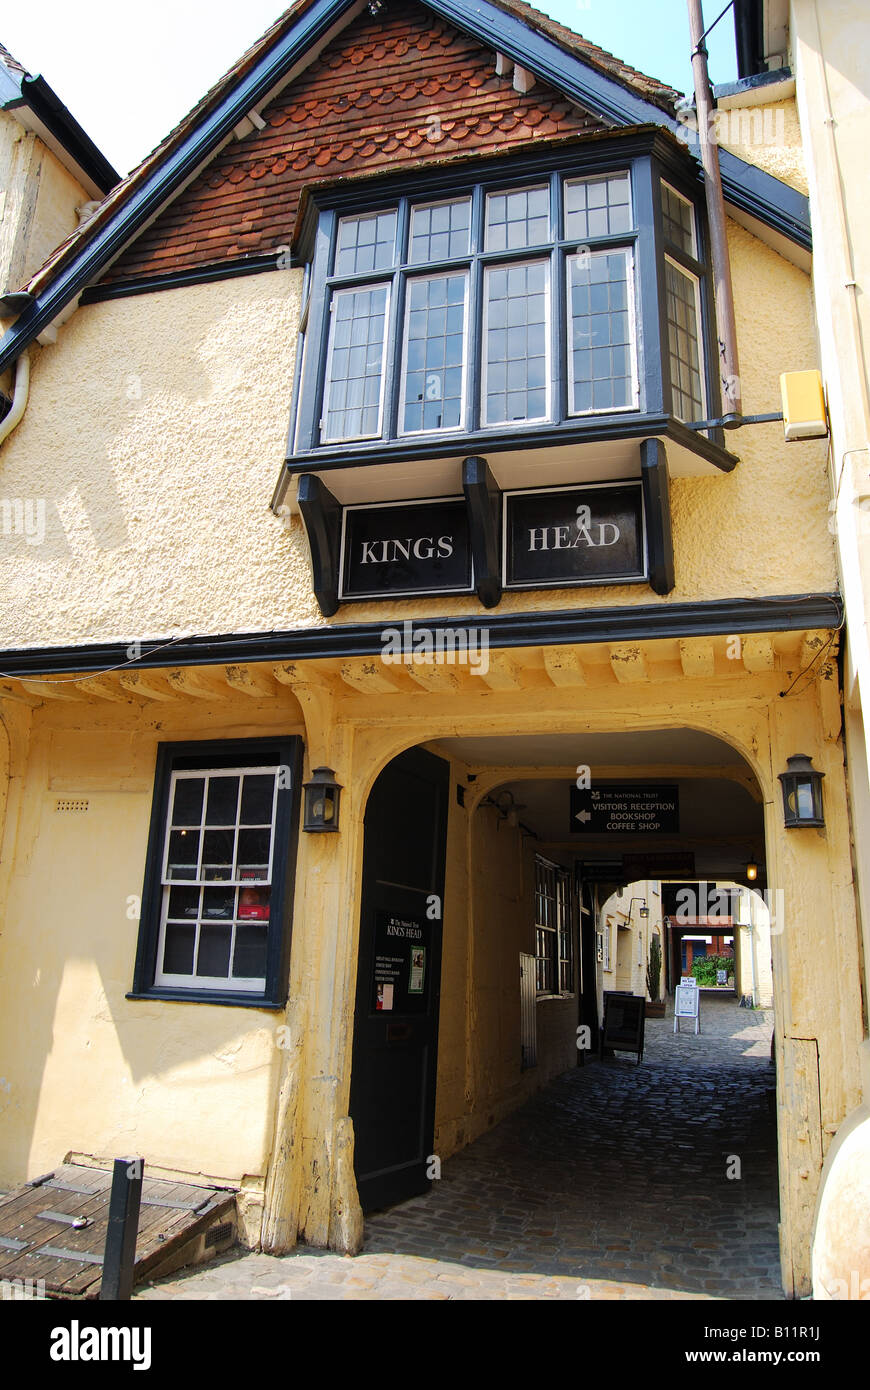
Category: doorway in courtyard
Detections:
[{"x1": 348, "y1": 727, "x2": 782, "y2": 1294}]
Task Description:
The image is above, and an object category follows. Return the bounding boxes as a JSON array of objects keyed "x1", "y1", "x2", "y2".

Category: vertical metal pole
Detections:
[
  {"x1": 687, "y1": 0, "x2": 743, "y2": 417},
  {"x1": 100, "y1": 1157, "x2": 143, "y2": 1301}
]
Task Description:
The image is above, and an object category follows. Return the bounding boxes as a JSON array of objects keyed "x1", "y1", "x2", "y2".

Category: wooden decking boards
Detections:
[{"x1": 0, "y1": 1162, "x2": 236, "y2": 1298}]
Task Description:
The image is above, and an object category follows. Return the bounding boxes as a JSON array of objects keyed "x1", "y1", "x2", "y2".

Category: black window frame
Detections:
[
  {"x1": 287, "y1": 131, "x2": 722, "y2": 474},
  {"x1": 128, "y1": 736, "x2": 303, "y2": 1009}
]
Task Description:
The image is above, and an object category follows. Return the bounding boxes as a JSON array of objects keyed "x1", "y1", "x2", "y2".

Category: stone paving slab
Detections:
[
  {"x1": 135, "y1": 1247, "x2": 712, "y2": 1301},
  {"x1": 136, "y1": 997, "x2": 780, "y2": 1302}
]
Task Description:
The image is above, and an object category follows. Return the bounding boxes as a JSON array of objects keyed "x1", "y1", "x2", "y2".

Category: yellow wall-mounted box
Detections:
[{"x1": 780, "y1": 370, "x2": 828, "y2": 441}]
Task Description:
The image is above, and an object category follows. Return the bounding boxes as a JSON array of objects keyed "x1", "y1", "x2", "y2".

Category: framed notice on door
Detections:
[{"x1": 372, "y1": 911, "x2": 430, "y2": 1013}]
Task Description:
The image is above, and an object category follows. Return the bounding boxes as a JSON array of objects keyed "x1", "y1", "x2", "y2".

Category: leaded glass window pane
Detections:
[
  {"x1": 409, "y1": 199, "x2": 471, "y2": 264},
  {"x1": 485, "y1": 185, "x2": 550, "y2": 252},
  {"x1": 323, "y1": 284, "x2": 389, "y2": 441},
  {"x1": 335, "y1": 211, "x2": 397, "y2": 275},
  {"x1": 665, "y1": 257, "x2": 704, "y2": 422},
  {"x1": 484, "y1": 260, "x2": 549, "y2": 424},
  {"x1": 401, "y1": 273, "x2": 467, "y2": 433},
  {"x1": 661, "y1": 182, "x2": 696, "y2": 258},
  {"x1": 568, "y1": 249, "x2": 635, "y2": 413},
  {"x1": 564, "y1": 173, "x2": 632, "y2": 240}
]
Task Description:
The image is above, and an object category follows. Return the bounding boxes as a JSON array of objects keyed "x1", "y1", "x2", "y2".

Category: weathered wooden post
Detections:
[{"x1": 99, "y1": 1157, "x2": 143, "y2": 1300}]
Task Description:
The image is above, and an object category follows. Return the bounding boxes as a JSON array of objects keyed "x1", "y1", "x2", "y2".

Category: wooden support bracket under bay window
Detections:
[
  {"x1": 640, "y1": 438, "x2": 675, "y2": 596},
  {"x1": 297, "y1": 473, "x2": 342, "y2": 618},
  {"x1": 463, "y1": 456, "x2": 502, "y2": 609}
]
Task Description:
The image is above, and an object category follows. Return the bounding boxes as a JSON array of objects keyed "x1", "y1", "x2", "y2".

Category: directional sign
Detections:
[{"x1": 570, "y1": 784, "x2": 679, "y2": 835}]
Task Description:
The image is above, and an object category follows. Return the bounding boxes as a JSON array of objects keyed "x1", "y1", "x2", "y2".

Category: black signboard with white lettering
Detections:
[
  {"x1": 571, "y1": 784, "x2": 679, "y2": 834},
  {"x1": 504, "y1": 483, "x2": 646, "y2": 589},
  {"x1": 341, "y1": 499, "x2": 472, "y2": 601}
]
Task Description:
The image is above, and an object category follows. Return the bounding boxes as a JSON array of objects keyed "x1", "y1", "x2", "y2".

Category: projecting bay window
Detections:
[
  {"x1": 130, "y1": 737, "x2": 302, "y2": 1007},
  {"x1": 288, "y1": 140, "x2": 717, "y2": 466}
]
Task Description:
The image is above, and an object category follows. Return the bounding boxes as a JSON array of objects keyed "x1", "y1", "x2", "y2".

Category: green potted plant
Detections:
[{"x1": 645, "y1": 934, "x2": 665, "y2": 1017}]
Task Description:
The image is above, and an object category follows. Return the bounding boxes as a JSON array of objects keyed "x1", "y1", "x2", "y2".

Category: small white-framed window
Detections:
[
  {"x1": 661, "y1": 180, "x2": 697, "y2": 258},
  {"x1": 482, "y1": 258, "x2": 550, "y2": 425},
  {"x1": 485, "y1": 184, "x2": 550, "y2": 251},
  {"x1": 603, "y1": 918, "x2": 613, "y2": 972},
  {"x1": 665, "y1": 254, "x2": 705, "y2": 422},
  {"x1": 399, "y1": 270, "x2": 469, "y2": 434},
  {"x1": 564, "y1": 171, "x2": 632, "y2": 240},
  {"x1": 322, "y1": 282, "x2": 390, "y2": 442},
  {"x1": 567, "y1": 247, "x2": 638, "y2": 414},
  {"x1": 156, "y1": 766, "x2": 280, "y2": 993}
]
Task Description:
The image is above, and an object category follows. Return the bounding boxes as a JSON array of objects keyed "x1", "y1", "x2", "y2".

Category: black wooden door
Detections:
[{"x1": 349, "y1": 746, "x2": 449, "y2": 1213}]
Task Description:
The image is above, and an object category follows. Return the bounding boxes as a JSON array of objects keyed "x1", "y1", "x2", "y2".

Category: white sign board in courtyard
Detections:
[{"x1": 674, "y1": 979, "x2": 701, "y2": 1034}]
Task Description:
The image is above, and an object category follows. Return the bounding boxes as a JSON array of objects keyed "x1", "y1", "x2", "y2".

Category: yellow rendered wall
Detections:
[
  {"x1": 434, "y1": 796, "x2": 576, "y2": 1159},
  {"x1": 791, "y1": 0, "x2": 870, "y2": 1028},
  {"x1": 0, "y1": 222, "x2": 833, "y2": 648},
  {"x1": 0, "y1": 690, "x2": 305, "y2": 1197},
  {"x1": 717, "y1": 96, "x2": 808, "y2": 196},
  {"x1": 0, "y1": 642, "x2": 863, "y2": 1292},
  {"x1": 597, "y1": 879, "x2": 662, "y2": 1011}
]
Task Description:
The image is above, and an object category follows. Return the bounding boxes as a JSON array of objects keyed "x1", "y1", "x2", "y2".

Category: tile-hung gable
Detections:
[
  {"x1": 0, "y1": 0, "x2": 807, "y2": 363},
  {"x1": 102, "y1": 2, "x2": 611, "y2": 283}
]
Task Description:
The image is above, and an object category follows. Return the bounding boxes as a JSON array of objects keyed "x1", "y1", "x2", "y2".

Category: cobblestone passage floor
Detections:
[{"x1": 136, "y1": 997, "x2": 781, "y2": 1301}]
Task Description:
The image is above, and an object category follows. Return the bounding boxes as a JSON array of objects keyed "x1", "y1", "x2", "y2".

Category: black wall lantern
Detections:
[
  {"x1": 303, "y1": 766, "x2": 342, "y2": 832},
  {"x1": 779, "y1": 754, "x2": 825, "y2": 828}
]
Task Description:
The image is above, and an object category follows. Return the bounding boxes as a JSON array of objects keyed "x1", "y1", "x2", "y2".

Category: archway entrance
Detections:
[{"x1": 348, "y1": 725, "x2": 781, "y2": 1293}]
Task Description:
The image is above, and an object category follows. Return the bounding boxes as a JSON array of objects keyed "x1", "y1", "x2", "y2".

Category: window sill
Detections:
[
  {"x1": 535, "y1": 991, "x2": 576, "y2": 1003},
  {"x1": 282, "y1": 414, "x2": 735, "y2": 489},
  {"x1": 126, "y1": 988, "x2": 285, "y2": 1010}
]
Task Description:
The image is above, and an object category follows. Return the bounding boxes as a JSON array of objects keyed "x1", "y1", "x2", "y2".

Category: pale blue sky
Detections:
[{"x1": 1, "y1": 1, "x2": 738, "y2": 176}]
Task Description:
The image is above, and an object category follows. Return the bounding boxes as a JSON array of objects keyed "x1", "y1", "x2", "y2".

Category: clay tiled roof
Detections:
[
  {"x1": 487, "y1": 0, "x2": 681, "y2": 112},
  {"x1": 23, "y1": 0, "x2": 678, "y2": 297},
  {"x1": 105, "y1": 3, "x2": 610, "y2": 282}
]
